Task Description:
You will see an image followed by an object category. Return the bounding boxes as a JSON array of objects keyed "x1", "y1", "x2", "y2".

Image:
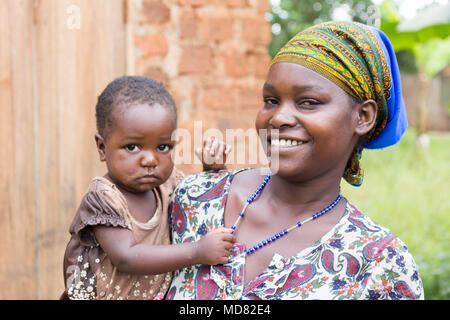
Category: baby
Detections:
[{"x1": 62, "y1": 76, "x2": 234, "y2": 300}]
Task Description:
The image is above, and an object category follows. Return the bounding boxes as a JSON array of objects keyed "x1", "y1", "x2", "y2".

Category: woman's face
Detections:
[{"x1": 255, "y1": 62, "x2": 360, "y2": 182}]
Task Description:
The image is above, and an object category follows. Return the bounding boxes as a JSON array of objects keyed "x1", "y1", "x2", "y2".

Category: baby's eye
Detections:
[
  {"x1": 157, "y1": 144, "x2": 170, "y2": 152},
  {"x1": 125, "y1": 144, "x2": 140, "y2": 153}
]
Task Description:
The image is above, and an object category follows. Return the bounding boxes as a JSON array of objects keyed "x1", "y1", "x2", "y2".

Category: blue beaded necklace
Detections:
[{"x1": 230, "y1": 173, "x2": 343, "y2": 256}]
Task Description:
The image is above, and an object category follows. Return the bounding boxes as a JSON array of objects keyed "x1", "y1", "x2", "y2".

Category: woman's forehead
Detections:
[{"x1": 265, "y1": 62, "x2": 346, "y2": 94}]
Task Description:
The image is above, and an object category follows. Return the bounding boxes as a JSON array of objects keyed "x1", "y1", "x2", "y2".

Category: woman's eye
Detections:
[
  {"x1": 125, "y1": 144, "x2": 140, "y2": 152},
  {"x1": 264, "y1": 97, "x2": 279, "y2": 106},
  {"x1": 297, "y1": 100, "x2": 318, "y2": 108},
  {"x1": 158, "y1": 144, "x2": 170, "y2": 152}
]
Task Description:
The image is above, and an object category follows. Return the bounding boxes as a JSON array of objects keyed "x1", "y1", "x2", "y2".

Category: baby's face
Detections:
[{"x1": 101, "y1": 102, "x2": 176, "y2": 193}]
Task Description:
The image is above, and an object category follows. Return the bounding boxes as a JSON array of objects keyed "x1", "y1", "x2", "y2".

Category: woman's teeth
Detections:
[{"x1": 271, "y1": 139, "x2": 303, "y2": 147}]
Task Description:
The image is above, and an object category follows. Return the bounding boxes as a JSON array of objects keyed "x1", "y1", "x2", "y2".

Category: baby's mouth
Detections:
[{"x1": 138, "y1": 173, "x2": 159, "y2": 183}]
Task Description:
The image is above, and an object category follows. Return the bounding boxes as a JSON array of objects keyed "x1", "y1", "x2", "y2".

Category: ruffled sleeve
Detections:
[{"x1": 70, "y1": 178, "x2": 132, "y2": 247}]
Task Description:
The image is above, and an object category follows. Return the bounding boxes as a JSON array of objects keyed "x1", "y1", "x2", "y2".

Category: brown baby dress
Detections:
[{"x1": 62, "y1": 168, "x2": 184, "y2": 300}]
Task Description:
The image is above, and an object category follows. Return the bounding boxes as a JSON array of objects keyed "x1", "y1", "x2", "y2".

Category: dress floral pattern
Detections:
[{"x1": 166, "y1": 169, "x2": 424, "y2": 300}]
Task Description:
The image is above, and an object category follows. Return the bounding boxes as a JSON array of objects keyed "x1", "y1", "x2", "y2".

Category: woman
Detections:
[{"x1": 166, "y1": 21, "x2": 424, "y2": 300}]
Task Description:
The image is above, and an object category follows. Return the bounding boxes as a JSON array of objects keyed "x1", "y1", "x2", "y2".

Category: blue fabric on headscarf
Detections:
[{"x1": 363, "y1": 26, "x2": 408, "y2": 149}]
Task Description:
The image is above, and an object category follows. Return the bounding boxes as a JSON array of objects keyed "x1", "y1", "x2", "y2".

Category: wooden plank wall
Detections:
[{"x1": 0, "y1": 0, "x2": 126, "y2": 299}]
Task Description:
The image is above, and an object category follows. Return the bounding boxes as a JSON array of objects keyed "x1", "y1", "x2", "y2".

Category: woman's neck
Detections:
[{"x1": 264, "y1": 172, "x2": 342, "y2": 212}]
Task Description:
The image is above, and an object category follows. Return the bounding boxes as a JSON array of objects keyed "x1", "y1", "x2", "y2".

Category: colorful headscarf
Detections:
[{"x1": 271, "y1": 21, "x2": 408, "y2": 186}]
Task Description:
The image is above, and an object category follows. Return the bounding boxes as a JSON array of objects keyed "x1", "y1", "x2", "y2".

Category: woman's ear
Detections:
[
  {"x1": 354, "y1": 99, "x2": 377, "y2": 137},
  {"x1": 95, "y1": 133, "x2": 107, "y2": 161}
]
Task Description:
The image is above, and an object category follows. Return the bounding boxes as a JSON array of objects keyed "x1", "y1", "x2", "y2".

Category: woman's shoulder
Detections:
[
  {"x1": 343, "y1": 201, "x2": 410, "y2": 250},
  {"x1": 174, "y1": 168, "x2": 254, "y2": 195},
  {"x1": 343, "y1": 202, "x2": 424, "y2": 299},
  {"x1": 345, "y1": 203, "x2": 421, "y2": 270},
  {"x1": 169, "y1": 168, "x2": 253, "y2": 242},
  {"x1": 345, "y1": 202, "x2": 394, "y2": 237},
  {"x1": 332, "y1": 201, "x2": 417, "y2": 265}
]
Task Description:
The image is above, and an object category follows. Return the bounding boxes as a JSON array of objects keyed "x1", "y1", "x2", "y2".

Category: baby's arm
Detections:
[
  {"x1": 93, "y1": 225, "x2": 235, "y2": 275},
  {"x1": 195, "y1": 137, "x2": 232, "y2": 171}
]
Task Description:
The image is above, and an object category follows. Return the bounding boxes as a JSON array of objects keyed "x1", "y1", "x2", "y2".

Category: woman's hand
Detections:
[
  {"x1": 193, "y1": 227, "x2": 235, "y2": 265},
  {"x1": 195, "y1": 137, "x2": 232, "y2": 171}
]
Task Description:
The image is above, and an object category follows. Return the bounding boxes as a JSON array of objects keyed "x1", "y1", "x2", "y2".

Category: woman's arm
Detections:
[{"x1": 93, "y1": 225, "x2": 235, "y2": 275}]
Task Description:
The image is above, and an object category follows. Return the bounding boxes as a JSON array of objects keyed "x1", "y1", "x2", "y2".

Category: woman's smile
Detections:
[
  {"x1": 267, "y1": 134, "x2": 310, "y2": 151},
  {"x1": 267, "y1": 139, "x2": 310, "y2": 162},
  {"x1": 271, "y1": 138, "x2": 304, "y2": 147}
]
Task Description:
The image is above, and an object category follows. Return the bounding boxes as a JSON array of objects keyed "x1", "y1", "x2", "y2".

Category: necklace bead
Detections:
[{"x1": 230, "y1": 173, "x2": 342, "y2": 256}]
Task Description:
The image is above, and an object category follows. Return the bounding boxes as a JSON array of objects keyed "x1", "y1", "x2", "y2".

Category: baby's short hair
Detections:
[{"x1": 95, "y1": 76, "x2": 177, "y2": 137}]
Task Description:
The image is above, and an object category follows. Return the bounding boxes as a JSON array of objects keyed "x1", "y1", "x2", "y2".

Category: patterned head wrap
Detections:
[{"x1": 271, "y1": 21, "x2": 408, "y2": 186}]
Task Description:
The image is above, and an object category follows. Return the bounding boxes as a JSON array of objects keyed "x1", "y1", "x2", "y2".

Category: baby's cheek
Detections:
[{"x1": 161, "y1": 156, "x2": 175, "y2": 179}]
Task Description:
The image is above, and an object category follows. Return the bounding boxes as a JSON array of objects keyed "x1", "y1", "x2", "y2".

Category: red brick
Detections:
[
  {"x1": 235, "y1": 87, "x2": 262, "y2": 109},
  {"x1": 134, "y1": 33, "x2": 168, "y2": 58},
  {"x1": 223, "y1": 52, "x2": 250, "y2": 78},
  {"x1": 143, "y1": 67, "x2": 169, "y2": 87},
  {"x1": 250, "y1": 52, "x2": 271, "y2": 77},
  {"x1": 257, "y1": 0, "x2": 270, "y2": 13},
  {"x1": 202, "y1": 87, "x2": 235, "y2": 110},
  {"x1": 178, "y1": 0, "x2": 205, "y2": 7},
  {"x1": 241, "y1": 17, "x2": 271, "y2": 46},
  {"x1": 142, "y1": 0, "x2": 170, "y2": 25},
  {"x1": 180, "y1": 11, "x2": 197, "y2": 39},
  {"x1": 178, "y1": 46, "x2": 213, "y2": 75},
  {"x1": 226, "y1": 0, "x2": 248, "y2": 8},
  {"x1": 199, "y1": 17, "x2": 233, "y2": 42}
]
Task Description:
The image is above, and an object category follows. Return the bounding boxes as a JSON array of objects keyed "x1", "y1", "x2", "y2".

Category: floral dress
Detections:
[{"x1": 166, "y1": 169, "x2": 424, "y2": 300}]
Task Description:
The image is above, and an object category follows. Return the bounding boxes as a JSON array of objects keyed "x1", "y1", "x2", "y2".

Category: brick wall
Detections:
[{"x1": 131, "y1": 0, "x2": 272, "y2": 173}]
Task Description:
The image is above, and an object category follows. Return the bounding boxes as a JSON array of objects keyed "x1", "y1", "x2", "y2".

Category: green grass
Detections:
[{"x1": 341, "y1": 128, "x2": 450, "y2": 299}]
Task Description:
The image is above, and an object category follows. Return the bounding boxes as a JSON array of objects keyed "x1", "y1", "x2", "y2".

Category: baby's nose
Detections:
[{"x1": 141, "y1": 151, "x2": 158, "y2": 167}]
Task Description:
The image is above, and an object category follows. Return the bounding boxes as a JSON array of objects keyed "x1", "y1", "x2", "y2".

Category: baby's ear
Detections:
[
  {"x1": 95, "y1": 133, "x2": 107, "y2": 161},
  {"x1": 354, "y1": 99, "x2": 377, "y2": 137}
]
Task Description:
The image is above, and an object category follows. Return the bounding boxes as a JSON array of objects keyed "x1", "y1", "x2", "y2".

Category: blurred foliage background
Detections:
[
  {"x1": 267, "y1": 0, "x2": 375, "y2": 57},
  {"x1": 266, "y1": 0, "x2": 450, "y2": 299}
]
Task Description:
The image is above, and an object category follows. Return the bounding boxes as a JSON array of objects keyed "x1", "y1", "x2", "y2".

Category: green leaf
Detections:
[
  {"x1": 380, "y1": 0, "x2": 401, "y2": 25},
  {"x1": 414, "y1": 37, "x2": 450, "y2": 78},
  {"x1": 379, "y1": 0, "x2": 450, "y2": 77}
]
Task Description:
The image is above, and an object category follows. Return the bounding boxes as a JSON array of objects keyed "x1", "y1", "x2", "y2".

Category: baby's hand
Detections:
[
  {"x1": 195, "y1": 137, "x2": 231, "y2": 171},
  {"x1": 194, "y1": 227, "x2": 235, "y2": 265}
]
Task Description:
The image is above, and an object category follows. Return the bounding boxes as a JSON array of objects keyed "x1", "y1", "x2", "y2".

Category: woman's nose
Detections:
[
  {"x1": 141, "y1": 151, "x2": 158, "y2": 167},
  {"x1": 269, "y1": 103, "x2": 297, "y2": 129}
]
